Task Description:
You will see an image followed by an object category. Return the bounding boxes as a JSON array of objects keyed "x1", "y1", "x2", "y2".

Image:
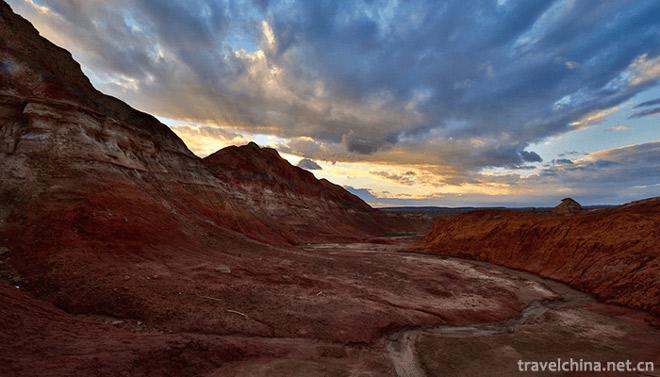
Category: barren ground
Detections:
[{"x1": 1, "y1": 237, "x2": 658, "y2": 377}]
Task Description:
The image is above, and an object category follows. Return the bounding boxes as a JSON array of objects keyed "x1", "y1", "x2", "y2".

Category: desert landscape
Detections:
[{"x1": 0, "y1": 1, "x2": 658, "y2": 376}]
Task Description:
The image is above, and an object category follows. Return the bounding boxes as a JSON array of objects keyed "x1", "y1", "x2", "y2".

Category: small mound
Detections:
[{"x1": 553, "y1": 197, "x2": 583, "y2": 214}]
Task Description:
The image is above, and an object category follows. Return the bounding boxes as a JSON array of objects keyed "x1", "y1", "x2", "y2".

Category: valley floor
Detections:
[{"x1": 1, "y1": 238, "x2": 658, "y2": 376}]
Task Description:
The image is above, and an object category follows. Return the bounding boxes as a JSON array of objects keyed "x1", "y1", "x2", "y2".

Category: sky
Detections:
[{"x1": 8, "y1": 0, "x2": 660, "y2": 207}]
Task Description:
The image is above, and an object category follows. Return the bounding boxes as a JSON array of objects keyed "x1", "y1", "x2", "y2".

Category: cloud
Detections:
[
  {"x1": 520, "y1": 142, "x2": 660, "y2": 203},
  {"x1": 520, "y1": 150, "x2": 543, "y2": 163},
  {"x1": 297, "y1": 158, "x2": 322, "y2": 170},
  {"x1": 628, "y1": 54, "x2": 660, "y2": 86},
  {"x1": 344, "y1": 186, "x2": 378, "y2": 202},
  {"x1": 606, "y1": 124, "x2": 628, "y2": 132},
  {"x1": 569, "y1": 106, "x2": 618, "y2": 129},
  {"x1": 370, "y1": 170, "x2": 416, "y2": 185},
  {"x1": 351, "y1": 142, "x2": 660, "y2": 206},
  {"x1": 343, "y1": 134, "x2": 384, "y2": 155},
  {"x1": 628, "y1": 106, "x2": 660, "y2": 119},
  {"x1": 634, "y1": 97, "x2": 660, "y2": 108},
  {"x1": 511, "y1": 165, "x2": 536, "y2": 170},
  {"x1": 7, "y1": 0, "x2": 660, "y2": 190}
]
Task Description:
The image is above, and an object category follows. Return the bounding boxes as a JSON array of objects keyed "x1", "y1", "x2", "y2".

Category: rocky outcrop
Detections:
[
  {"x1": 203, "y1": 142, "x2": 395, "y2": 242},
  {"x1": 553, "y1": 197, "x2": 583, "y2": 214},
  {"x1": 205, "y1": 142, "x2": 370, "y2": 210},
  {"x1": 418, "y1": 198, "x2": 660, "y2": 314}
]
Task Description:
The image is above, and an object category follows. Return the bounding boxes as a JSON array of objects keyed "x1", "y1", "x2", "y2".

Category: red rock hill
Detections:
[
  {"x1": 0, "y1": 0, "x2": 395, "y2": 247},
  {"x1": 418, "y1": 197, "x2": 660, "y2": 314},
  {"x1": 0, "y1": 0, "x2": 414, "y2": 344},
  {"x1": 203, "y1": 142, "x2": 389, "y2": 242},
  {"x1": 205, "y1": 142, "x2": 369, "y2": 209}
]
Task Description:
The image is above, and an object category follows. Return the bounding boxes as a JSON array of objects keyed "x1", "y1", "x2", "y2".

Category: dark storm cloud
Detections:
[
  {"x1": 520, "y1": 151, "x2": 543, "y2": 163},
  {"x1": 628, "y1": 106, "x2": 660, "y2": 119},
  {"x1": 8, "y1": 0, "x2": 660, "y2": 179},
  {"x1": 296, "y1": 158, "x2": 322, "y2": 170},
  {"x1": 344, "y1": 136, "x2": 383, "y2": 155}
]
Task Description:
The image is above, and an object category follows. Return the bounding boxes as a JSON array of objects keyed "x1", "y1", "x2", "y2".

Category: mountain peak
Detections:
[{"x1": 203, "y1": 142, "x2": 371, "y2": 210}]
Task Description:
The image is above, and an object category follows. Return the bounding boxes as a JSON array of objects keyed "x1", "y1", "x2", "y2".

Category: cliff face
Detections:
[
  {"x1": 0, "y1": 1, "x2": 186, "y2": 152},
  {"x1": 418, "y1": 198, "x2": 660, "y2": 314}
]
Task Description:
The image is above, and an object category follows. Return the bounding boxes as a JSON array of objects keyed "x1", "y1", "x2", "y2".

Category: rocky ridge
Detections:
[
  {"x1": 418, "y1": 197, "x2": 660, "y2": 314},
  {"x1": 0, "y1": 0, "x2": 399, "y2": 247}
]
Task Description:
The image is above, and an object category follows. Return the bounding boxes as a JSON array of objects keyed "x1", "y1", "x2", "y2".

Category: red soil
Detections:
[
  {"x1": 204, "y1": 142, "x2": 370, "y2": 210},
  {"x1": 0, "y1": 282, "x2": 289, "y2": 377},
  {"x1": 0, "y1": 4, "x2": 445, "y2": 374},
  {"x1": 418, "y1": 198, "x2": 660, "y2": 315},
  {"x1": 203, "y1": 142, "x2": 420, "y2": 242},
  {"x1": 0, "y1": 2, "x2": 657, "y2": 375}
]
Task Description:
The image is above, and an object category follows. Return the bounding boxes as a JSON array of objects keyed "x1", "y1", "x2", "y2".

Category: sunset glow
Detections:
[{"x1": 9, "y1": 0, "x2": 659, "y2": 206}]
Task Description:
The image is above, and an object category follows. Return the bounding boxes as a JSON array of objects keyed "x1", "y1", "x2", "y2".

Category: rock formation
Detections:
[
  {"x1": 203, "y1": 142, "x2": 393, "y2": 242},
  {"x1": 0, "y1": 3, "x2": 658, "y2": 375},
  {"x1": 418, "y1": 197, "x2": 660, "y2": 315},
  {"x1": 553, "y1": 197, "x2": 583, "y2": 214},
  {"x1": 0, "y1": 0, "x2": 426, "y2": 364},
  {"x1": 0, "y1": 0, "x2": 399, "y2": 248}
]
